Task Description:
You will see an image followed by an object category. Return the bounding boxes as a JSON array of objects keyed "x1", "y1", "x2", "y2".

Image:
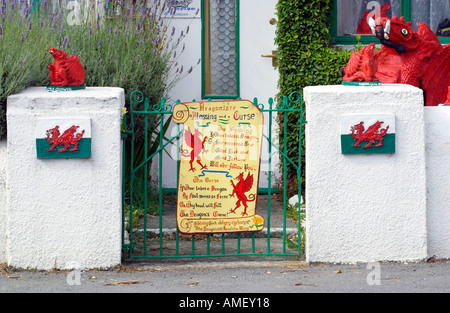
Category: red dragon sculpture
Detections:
[
  {"x1": 48, "y1": 47, "x2": 85, "y2": 87},
  {"x1": 341, "y1": 15, "x2": 450, "y2": 106},
  {"x1": 445, "y1": 87, "x2": 450, "y2": 105},
  {"x1": 351, "y1": 121, "x2": 389, "y2": 149},
  {"x1": 182, "y1": 127, "x2": 207, "y2": 172},
  {"x1": 46, "y1": 125, "x2": 85, "y2": 153},
  {"x1": 229, "y1": 172, "x2": 256, "y2": 217}
]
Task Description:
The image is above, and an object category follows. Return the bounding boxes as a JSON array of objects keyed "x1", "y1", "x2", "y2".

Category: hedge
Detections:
[{"x1": 275, "y1": 0, "x2": 352, "y2": 198}]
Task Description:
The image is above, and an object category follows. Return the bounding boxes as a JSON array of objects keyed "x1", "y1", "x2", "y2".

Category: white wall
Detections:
[
  {"x1": 304, "y1": 84, "x2": 428, "y2": 263},
  {"x1": 425, "y1": 107, "x2": 450, "y2": 259},
  {"x1": 5, "y1": 87, "x2": 124, "y2": 270},
  {"x1": 0, "y1": 140, "x2": 6, "y2": 263}
]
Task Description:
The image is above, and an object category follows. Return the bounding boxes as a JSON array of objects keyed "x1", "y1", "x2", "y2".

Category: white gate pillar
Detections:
[
  {"x1": 304, "y1": 84, "x2": 427, "y2": 263},
  {"x1": 6, "y1": 87, "x2": 124, "y2": 270}
]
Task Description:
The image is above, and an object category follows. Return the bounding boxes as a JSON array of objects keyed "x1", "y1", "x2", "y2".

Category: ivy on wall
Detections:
[{"x1": 275, "y1": 0, "x2": 352, "y2": 197}]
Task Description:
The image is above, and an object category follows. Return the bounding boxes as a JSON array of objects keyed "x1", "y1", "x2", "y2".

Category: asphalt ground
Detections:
[{"x1": 1, "y1": 258, "x2": 449, "y2": 297}]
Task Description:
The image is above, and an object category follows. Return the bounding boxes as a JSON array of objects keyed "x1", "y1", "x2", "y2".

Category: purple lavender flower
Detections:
[{"x1": 152, "y1": 35, "x2": 158, "y2": 46}]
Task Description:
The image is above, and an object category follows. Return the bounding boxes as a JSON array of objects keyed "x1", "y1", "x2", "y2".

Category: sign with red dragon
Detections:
[
  {"x1": 36, "y1": 118, "x2": 91, "y2": 159},
  {"x1": 341, "y1": 114, "x2": 396, "y2": 155},
  {"x1": 172, "y1": 100, "x2": 264, "y2": 234}
]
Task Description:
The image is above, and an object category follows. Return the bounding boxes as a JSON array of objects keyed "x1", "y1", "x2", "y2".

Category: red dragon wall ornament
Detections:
[
  {"x1": 48, "y1": 47, "x2": 85, "y2": 87},
  {"x1": 351, "y1": 121, "x2": 389, "y2": 149},
  {"x1": 45, "y1": 125, "x2": 85, "y2": 153},
  {"x1": 340, "y1": 13, "x2": 450, "y2": 106}
]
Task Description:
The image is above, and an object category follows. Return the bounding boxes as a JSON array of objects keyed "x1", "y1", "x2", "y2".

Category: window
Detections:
[
  {"x1": 332, "y1": 0, "x2": 450, "y2": 45},
  {"x1": 202, "y1": 0, "x2": 240, "y2": 99}
]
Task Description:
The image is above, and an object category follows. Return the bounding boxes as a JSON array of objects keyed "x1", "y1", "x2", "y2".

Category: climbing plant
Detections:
[{"x1": 275, "y1": 0, "x2": 352, "y2": 197}]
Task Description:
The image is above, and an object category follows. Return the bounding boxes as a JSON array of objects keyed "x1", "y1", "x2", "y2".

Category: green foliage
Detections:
[
  {"x1": 286, "y1": 202, "x2": 306, "y2": 251},
  {"x1": 0, "y1": 1, "x2": 190, "y2": 139},
  {"x1": 275, "y1": 0, "x2": 352, "y2": 197}
]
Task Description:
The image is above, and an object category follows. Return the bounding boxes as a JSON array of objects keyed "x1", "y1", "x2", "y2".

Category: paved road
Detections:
[{"x1": 1, "y1": 258, "x2": 449, "y2": 297}]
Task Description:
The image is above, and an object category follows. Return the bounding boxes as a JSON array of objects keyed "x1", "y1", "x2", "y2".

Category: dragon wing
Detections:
[
  {"x1": 184, "y1": 127, "x2": 194, "y2": 148},
  {"x1": 242, "y1": 173, "x2": 254, "y2": 193},
  {"x1": 60, "y1": 55, "x2": 85, "y2": 85}
]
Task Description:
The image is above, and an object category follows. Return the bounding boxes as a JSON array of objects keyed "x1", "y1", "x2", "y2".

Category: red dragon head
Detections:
[
  {"x1": 368, "y1": 15, "x2": 442, "y2": 56},
  {"x1": 369, "y1": 16, "x2": 418, "y2": 55},
  {"x1": 49, "y1": 47, "x2": 67, "y2": 60}
]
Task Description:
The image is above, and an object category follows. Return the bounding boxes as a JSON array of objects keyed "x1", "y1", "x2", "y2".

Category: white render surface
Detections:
[
  {"x1": 425, "y1": 106, "x2": 450, "y2": 259},
  {"x1": 0, "y1": 140, "x2": 6, "y2": 263},
  {"x1": 5, "y1": 87, "x2": 124, "y2": 270},
  {"x1": 304, "y1": 84, "x2": 428, "y2": 263}
]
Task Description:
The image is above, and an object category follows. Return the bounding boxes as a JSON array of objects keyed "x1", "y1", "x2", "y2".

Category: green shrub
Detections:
[
  {"x1": 275, "y1": 0, "x2": 352, "y2": 197},
  {"x1": 0, "y1": 0, "x2": 189, "y2": 139}
]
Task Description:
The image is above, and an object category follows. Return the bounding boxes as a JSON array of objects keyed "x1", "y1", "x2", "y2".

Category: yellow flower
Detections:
[
  {"x1": 253, "y1": 216, "x2": 263, "y2": 225},
  {"x1": 121, "y1": 107, "x2": 128, "y2": 115}
]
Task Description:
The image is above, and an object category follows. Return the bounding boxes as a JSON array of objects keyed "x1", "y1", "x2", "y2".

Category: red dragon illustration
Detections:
[
  {"x1": 229, "y1": 172, "x2": 256, "y2": 217},
  {"x1": 48, "y1": 47, "x2": 85, "y2": 87},
  {"x1": 340, "y1": 13, "x2": 450, "y2": 107},
  {"x1": 46, "y1": 125, "x2": 85, "y2": 153},
  {"x1": 182, "y1": 127, "x2": 207, "y2": 172},
  {"x1": 351, "y1": 121, "x2": 389, "y2": 149}
]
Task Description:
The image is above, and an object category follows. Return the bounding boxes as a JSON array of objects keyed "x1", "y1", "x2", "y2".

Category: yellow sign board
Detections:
[{"x1": 172, "y1": 100, "x2": 264, "y2": 234}]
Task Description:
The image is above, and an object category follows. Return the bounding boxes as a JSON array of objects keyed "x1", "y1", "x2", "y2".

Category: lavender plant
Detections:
[{"x1": 0, "y1": 0, "x2": 195, "y2": 139}]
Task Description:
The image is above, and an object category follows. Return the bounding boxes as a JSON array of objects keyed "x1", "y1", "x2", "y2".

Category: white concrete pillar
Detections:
[
  {"x1": 425, "y1": 106, "x2": 450, "y2": 259},
  {"x1": 6, "y1": 87, "x2": 124, "y2": 270},
  {"x1": 304, "y1": 84, "x2": 427, "y2": 263}
]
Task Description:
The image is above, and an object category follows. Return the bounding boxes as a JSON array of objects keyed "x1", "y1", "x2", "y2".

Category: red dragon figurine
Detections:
[
  {"x1": 48, "y1": 47, "x2": 85, "y2": 87},
  {"x1": 229, "y1": 172, "x2": 256, "y2": 217},
  {"x1": 340, "y1": 15, "x2": 450, "y2": 106}
]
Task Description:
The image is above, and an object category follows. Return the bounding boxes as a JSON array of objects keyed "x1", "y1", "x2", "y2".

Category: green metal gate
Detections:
[{"x1": 121, "y1": 91, "x2": 306, "y2": 260}]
